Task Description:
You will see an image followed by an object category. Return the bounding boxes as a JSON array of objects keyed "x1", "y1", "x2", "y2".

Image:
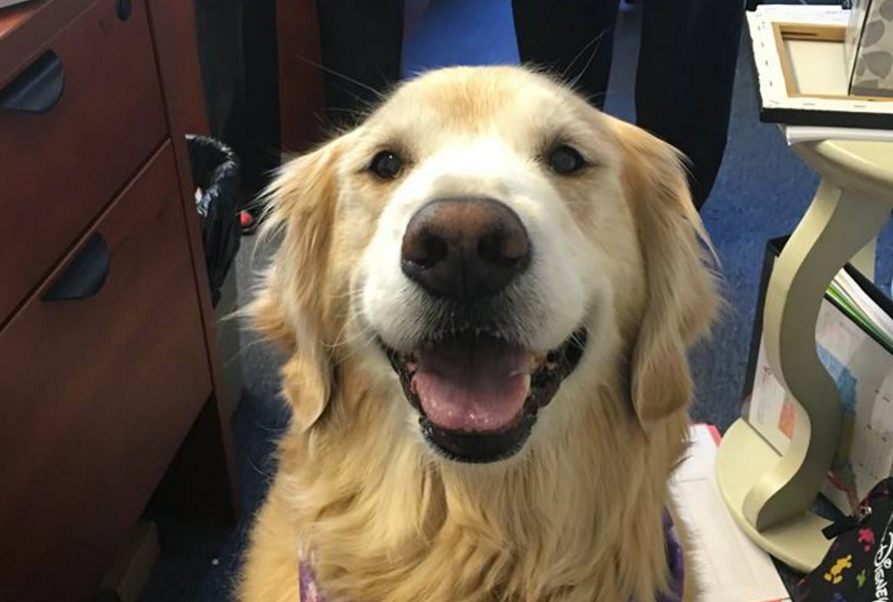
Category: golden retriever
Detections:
[{"x1": 239, "y1": 65, "x2": 718, "y2": 602}]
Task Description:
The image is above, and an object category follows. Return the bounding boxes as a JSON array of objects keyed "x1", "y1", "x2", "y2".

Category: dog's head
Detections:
[{"x1": 252, "y1": 66, "x2": 717, "y2": 465}]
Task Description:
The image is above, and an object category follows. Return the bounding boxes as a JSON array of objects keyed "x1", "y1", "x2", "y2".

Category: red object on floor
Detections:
[{"x1": 239, "y1": 210, "x2": 257, "y2": 235}]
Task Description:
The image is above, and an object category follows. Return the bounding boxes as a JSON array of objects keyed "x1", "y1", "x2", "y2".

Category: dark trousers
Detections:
[
  {"x1": 316, "y1": 0, "x2": 405, "y2": 121},
  {"x1": 316, "y1": 0, "x2": 744, "y2": 209},
  {"x1": 193, "y1": 0, "x2": 281, "y2": 205}
]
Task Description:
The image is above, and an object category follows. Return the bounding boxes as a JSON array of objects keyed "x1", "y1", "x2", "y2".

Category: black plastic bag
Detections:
[{"x1": 187, "y1": 134, "x2": 241, "y2": 307}]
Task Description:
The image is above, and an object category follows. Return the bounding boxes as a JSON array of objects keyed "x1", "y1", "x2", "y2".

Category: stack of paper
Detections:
[
  {"x1": 746, "y1": 252, "x2": 893, "y2": 514},
  {"x1": 669, "y1": 425, "x2": 791, "y2": 602},
  {"x1": 829, "y1": 269, "x2": 893, "y2": 351}
]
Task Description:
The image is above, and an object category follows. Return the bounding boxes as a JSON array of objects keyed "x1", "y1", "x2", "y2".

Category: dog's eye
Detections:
[
  {"x1": 369, "y1": 150, "x2": 404, "y2": 180},
  {"x1": 547, "y1": 145, "x2": 587, "y2": 175}
]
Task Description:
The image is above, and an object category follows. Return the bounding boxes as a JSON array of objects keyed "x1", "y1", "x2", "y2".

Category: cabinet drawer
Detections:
[
  {"x1": 0, "y1": 143, "x2": 211, "y2": 601},
  {"x1": 0, "y1": 0, "x2": 167, "y2": 322}
]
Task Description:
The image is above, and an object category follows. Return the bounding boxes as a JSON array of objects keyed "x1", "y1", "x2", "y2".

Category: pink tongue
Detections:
[{"x1": 411, "y1": 335, "x2": 533, "y2": 433}]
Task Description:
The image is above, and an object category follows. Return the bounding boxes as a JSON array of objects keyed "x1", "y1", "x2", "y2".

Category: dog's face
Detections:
[{"x1": 255, "y1": 66, "x2": 715, "y2": 465}]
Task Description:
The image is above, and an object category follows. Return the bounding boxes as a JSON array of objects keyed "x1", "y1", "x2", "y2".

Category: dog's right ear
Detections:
[{"x1": 247, "y1": 138, "x2": 345, "y2": 431}]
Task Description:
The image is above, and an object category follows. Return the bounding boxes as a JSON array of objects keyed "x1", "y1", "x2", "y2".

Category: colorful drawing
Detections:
[
  {"x1": 818, "y1": 345, "x2": 861, "y2": 511},
  {"x1": 779, "y1": 401, "x2": 796, "y2": 438},
  {"x1": 859, "y1": 528, "x2": 875, "y2": 552},
  {"x1": 823, "y1": 554, "x2": 853, "y2": 585}
]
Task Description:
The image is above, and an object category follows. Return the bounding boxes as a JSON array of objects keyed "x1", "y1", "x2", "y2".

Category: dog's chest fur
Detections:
[{"x1": 240, "y1": 373, "x2": 688, "y2": 602}]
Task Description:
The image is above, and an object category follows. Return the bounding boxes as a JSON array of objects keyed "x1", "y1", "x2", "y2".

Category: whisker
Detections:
[
  {"x1": 330, "y1": 286, "x2": 365, "y2": 302},
  {"x1": 290, "y1": 53, "x2": 386, "y2": 101},
  {"x1": 326, "y1": 107, "x2": 371, "y2": 116},
  {"x1": 247, "y1": 455, "x2": 276, "y2": 481},
  {"x1": 252, "y1": 420, "x2": 289, "y2": 435},
  {"x1": 327, "y1": 326, "x2": 380, "y2": 365},
  {"x1": 568, "y1": 28, "x2": 611, "y2": 91},
  {"x1": 562, "y1": 30, "x2": 609, "y2": 81},
  {"x1": 326, "y1": 320, "x2": 376, "y2": 352},
  {"x1": 230, "y1": 335, "x2": 277, "y2": 363},
  {"x1": 581, "y1": 91, "x2": 610, "y2": 104}
]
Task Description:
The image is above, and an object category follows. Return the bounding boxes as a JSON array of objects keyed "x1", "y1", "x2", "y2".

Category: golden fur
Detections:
[{"x1": 239, "y1": 66, "x2": 718, "y2": 602}]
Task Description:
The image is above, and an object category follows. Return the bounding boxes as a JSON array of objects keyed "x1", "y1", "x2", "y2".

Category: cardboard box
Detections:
[{"x1": 846, "y1": 0, "x2": 893, "y2": 97}]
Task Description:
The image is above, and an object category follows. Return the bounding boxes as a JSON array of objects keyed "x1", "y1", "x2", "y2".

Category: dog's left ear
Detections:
[{"x1": 612, "y1": 119, "x2": 719, "y2": 428}]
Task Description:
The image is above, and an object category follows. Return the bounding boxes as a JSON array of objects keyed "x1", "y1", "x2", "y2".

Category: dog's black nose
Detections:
[{"x1": 401, "y1": 197, "x2": 530, "y2": 300}]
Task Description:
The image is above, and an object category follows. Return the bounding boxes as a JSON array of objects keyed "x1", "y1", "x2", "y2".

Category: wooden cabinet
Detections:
[
  {"x1": 0, "y1": 1, "x2": 239, "y2": 600},
  {"x1": 0, "y1": 0, "x2": 167, "y2": 321}
]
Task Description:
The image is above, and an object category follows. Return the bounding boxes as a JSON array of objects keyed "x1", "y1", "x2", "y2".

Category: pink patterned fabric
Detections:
[{"x1": 298, "y1": 559, "x2": 324, "y2": 602}]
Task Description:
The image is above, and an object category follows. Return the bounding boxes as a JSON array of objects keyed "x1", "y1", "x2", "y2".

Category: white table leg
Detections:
[
  {"x1": 852, "y1": 233, "x2": 877, "y2": 281},
  {"x1": 745, "y1": 180, "x2": 890, "y2": 530}
]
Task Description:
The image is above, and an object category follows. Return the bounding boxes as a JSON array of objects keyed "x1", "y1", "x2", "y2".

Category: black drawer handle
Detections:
[
  {"x1": 43, "y1": 233, "x2": 111, "y2": 302},
  {"x1": 0, "y1": 50, "x2": 64, "y2": 114}
]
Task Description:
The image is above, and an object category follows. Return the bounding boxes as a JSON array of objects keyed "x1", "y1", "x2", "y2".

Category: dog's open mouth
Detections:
[{"x1": 383, "y1": 328, "x2": 587, "y2": 463}]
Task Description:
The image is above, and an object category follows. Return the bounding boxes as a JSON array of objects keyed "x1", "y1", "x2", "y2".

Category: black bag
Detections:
[
  {"x1": 187, "y1": 135, "x2": 241, "y2": 307},
  {"x1": 796, "y1": 478, "x2": 893, "y2": 601}
]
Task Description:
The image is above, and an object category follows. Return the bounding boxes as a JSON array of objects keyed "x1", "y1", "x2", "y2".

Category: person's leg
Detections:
[
  {"x1": 636, "y1": 0, "x2": 744, "y2": 209},
  {"x1": 511, "y1": 0, "x2": 620, "y2": 109},
  {"x1": 242, "y1": 0, "x2": 280, "y2": 202},
  {"x1": 193, "y1": 0, "x2": 247, "y2": 161},
  {"x1": 316, "y1": 0, "x2": 404, "y2": 127}
]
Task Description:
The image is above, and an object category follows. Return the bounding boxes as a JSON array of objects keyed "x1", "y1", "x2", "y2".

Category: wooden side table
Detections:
[{"x1": 716, "y1": 139, "x2": 893, "y2": 571}]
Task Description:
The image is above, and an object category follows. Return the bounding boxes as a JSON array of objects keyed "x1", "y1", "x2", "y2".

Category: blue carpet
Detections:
[{"x1": 141, "y1": 2, "x2": 893, "y2": 600}]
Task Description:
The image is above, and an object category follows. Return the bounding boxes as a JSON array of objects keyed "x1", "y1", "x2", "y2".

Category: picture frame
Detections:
[{"x1": 748, "y1": 5, "x2": 893, "y2": 128}]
